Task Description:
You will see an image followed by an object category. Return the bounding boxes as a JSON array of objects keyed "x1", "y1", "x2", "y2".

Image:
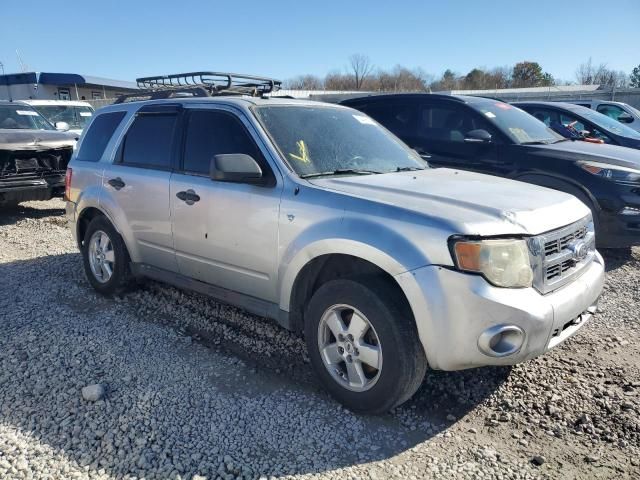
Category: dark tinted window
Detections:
[
  {"x1": 355, "y1": 102, "x2": 418, "y2": 138},
  {"x1": 525, "y1": 108, "x2": 560, "y2": 127},
  {"x1": 418, "y1": 104, "x2": 490, "y2": 142},
  {"x1": 121, "y1": 113, "x2": 177, "y2": 169},
  {"x1": 559, "y1": 113, "x2": 613, "y2": 143},
  {"x1": 76, "y1": 111, "x2": 126, "y2": 162},
  {"x1": 183, "y1": 110, "x2": 265, "y2": 175}
]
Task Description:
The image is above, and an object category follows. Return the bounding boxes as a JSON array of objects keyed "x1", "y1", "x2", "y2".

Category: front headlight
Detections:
[
  {"x1": 578, "y1": 160, "x2": 640, "y2": 183},
  {"x1": 451, "y1": 238, "x2": 533, "y2": 288}
]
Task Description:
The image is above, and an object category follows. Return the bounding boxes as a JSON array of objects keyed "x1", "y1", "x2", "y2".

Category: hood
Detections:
[
  {"x1": 526, "y1": 140, "x2": 640, "y2": 169},
  {"x1": 309, "y1": 168, "x2": 589, "y2": 237},
  {"x1": 0, "y1": 129, "x2": 77, "y2": 151}
]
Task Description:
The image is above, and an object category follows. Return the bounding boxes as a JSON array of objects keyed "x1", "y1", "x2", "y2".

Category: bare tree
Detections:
[
  {"x1": 349, "y1": 54, "x2": 374, "y2": 90},
  {"x1": 324, "y1": 71, "x2": 356, "y2": 90},
  {"x1": 284, "y1": 74, "x2": 324, "y2": 90},
  {"x1": 576, "y1": 58, "x2": 628, "y2": 87}
]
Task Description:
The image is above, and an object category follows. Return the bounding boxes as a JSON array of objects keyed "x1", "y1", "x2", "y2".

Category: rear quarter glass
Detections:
[{"x1": 76, "y1": 111, "x2": 127, "y2": 162}]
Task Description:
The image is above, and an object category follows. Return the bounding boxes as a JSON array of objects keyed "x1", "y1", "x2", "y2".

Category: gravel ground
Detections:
[{"x1": 0, "y1": 199, "x2": 639, "y2": 480}]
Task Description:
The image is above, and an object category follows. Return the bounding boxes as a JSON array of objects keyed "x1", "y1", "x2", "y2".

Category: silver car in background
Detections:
[
  {"x1": 23, "y1": 99, "x2": 95, "y2": 136},
  {"x1": 64, "y1": 72, "x2": 604, "y2": 413},
  {"x1": 568, "y1": 99, "x2": 640, "y2": 132}
]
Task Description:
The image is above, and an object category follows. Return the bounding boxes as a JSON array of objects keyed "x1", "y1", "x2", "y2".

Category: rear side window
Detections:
[
  {"x1": 182, "y1": 110, "x2": 270, "y2": 179},
  {"x1": 121, "y1": 113, "x2": 178, "y2": 169},
  {"x1": 75, "y1": 111, "x2": 126, "y2": 162}
]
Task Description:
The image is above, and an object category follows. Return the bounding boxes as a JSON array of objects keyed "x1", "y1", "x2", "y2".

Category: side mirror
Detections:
[
  {"x1": 618, "y1": 113, "x2": 634, "y2": 124},
  {"x1": 464, "y1": 129, "x2": 492, "y2": 143},
  {"x1": 55, "y1": 121, "x2": 70, "y2": 132},
  {"x1": 210, "y1": 154, "x2": 263, "y2": 184}
]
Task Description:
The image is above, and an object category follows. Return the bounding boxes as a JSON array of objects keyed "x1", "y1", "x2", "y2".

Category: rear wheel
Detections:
[
  {"x1": 305, "y1": 279, "x2": 427, "y2": 413},
  {"x1": 82, "y1": 216, "x2": 132, "y2": 295}
]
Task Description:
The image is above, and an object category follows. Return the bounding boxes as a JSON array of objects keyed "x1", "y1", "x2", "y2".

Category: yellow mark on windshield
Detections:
[{"x1": 289, "y1": 140, "x2": 311, "y2": 164}]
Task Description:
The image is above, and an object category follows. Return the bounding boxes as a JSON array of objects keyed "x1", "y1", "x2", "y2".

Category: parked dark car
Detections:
[
  {"x1": 342, "y1": 94, "x2": 640, "y2": 248},
  {"x1": 0, "y1": 101, "x2": 77, "y2": 208},
  {"x1": 514, "y1": 101, "x2": 640, "y2": 150}
]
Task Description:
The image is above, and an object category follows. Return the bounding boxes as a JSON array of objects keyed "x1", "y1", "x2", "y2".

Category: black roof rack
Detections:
[{"x1": 114, "y1": 71, "x2": 282, "y2": 104}]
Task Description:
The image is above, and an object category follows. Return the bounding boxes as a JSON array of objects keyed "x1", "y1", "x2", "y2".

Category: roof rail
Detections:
[{"x1": 114, "y1": 71, "x2": 282, "y2": 104}]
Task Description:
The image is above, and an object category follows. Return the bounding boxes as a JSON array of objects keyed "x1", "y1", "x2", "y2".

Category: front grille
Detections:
[
  {"x1": 543, "y1": 225, "x2": 588, "y2": 256},
  {"x1": 531, "y1": 216, "x2": 595, "y2": 294}
]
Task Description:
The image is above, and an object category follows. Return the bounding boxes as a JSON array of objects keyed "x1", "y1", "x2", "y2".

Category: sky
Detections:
[{"x1": 1, "y1": 0, "x2": 639, "y2": 84}]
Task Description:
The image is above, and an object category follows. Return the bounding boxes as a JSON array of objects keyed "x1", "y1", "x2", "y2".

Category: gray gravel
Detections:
[{"x1": 0, "y1": 199, "x2": 639, "y2": 480}]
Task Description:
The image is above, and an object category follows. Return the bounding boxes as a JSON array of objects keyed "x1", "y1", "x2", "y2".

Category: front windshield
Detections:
[
  {"x1": 577, "y1": 107, "x2": 640, "y2": 139},
  {"x1": 254, "y1": 105, "x2": 426, "y2": 177},
  {"x1": 0, "y1": 105, "x2": 54, "y2": 130},
  {"x1": 34, "y1": 105, "x2": 94, "y2": 130},
  {"x1": 473, "y1": 102, "x2": 562, "y2": 144}
]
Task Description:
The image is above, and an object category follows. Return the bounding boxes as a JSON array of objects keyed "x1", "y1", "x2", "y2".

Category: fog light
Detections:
[
  {"x1": 478, "y1": 325, "x2": 525, "y2": 357},
  {"x1": 620, "y1": 206, "x2": 640, "y2": 215}
]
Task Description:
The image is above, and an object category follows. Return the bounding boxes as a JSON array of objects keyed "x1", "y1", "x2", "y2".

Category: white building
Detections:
[{"x1": 0, "y1": 72, "x2": 138, "y2": 102}]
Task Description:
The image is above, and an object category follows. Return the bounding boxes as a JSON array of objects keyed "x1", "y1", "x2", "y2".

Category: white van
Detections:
[{"x1": 22, "y1": 99, "x2": 95, "y2": 136}]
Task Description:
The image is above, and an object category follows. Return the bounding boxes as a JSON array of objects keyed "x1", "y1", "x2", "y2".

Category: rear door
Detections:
[
  {"x1": 170, "y1": 106, "x2": 282, "y2": 302},
  {"x1": 102, "y1": 104, "x2": 180, "y2": 272}
]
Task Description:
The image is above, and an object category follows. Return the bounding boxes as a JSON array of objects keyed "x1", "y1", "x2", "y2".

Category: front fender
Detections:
[{"x1": 278, "y1": 216, "x2": 433, "y2": 311}]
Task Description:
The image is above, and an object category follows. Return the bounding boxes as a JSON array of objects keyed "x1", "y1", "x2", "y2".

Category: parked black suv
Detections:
[
  {"x1": 514, "y1": 101, "x2": 640, "y2": 150},
  {"x1": 342, "y1": 94, "x2": 640, "y2": 248}
]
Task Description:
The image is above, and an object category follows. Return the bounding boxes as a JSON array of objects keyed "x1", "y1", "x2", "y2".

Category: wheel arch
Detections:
[{"x1": 284, "y1": 250, "x2": 414, "y2": 335}]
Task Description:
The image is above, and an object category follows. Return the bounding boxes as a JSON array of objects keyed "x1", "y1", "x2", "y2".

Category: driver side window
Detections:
[
  {"x1": 596, "y1": 104, "x2": 625, "y2": 121},
  {"x1": 560, "y1": 113, "x2": 613, "y2": 143},
  {"x1": 182, "y1": 110, "x2": 274, "y2": 184},
  {"x1": 418, "y1": 104, "x2": 496, "y2": 143}
]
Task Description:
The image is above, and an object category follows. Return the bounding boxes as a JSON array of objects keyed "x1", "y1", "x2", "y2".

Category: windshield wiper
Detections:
[
  {"x1": 299, "y1": 168, "x2": 383, "y2": 179},
  {"x1": 396, "y1": 166, "x2": 426, "y2": 172}
]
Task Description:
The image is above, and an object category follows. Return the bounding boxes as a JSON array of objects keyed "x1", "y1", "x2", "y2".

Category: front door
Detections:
[
  {"x1": 412, "y1": 102, "x2": 503, "y2": 175},
  {"x1": 170, "y1": 107, "x2": 282, "y2": 302}
]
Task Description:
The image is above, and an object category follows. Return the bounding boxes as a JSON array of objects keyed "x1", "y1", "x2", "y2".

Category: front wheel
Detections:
[{"x1": 305, "y1": 279, "x2": 427, "y2": 413}]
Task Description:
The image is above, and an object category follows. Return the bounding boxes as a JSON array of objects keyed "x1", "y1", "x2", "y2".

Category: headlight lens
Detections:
[
  {"x1": 578, "y1": 160, "x2": 640, "y2": 183},
  {"x1": 452, "y1": 239, "x2": 533, "y2": 288}
]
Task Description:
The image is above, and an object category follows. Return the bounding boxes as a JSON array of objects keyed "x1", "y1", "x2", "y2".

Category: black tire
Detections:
[
  {"x1": 82, "y1": 215, "x2": 132, "y2": 295},
  {"x1": 304, "y1": 279, "x2": 427, "y2": 414}
]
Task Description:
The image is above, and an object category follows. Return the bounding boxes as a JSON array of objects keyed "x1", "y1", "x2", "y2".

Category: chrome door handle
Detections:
[
  {"x1": 108, "y1": 177, "x2": 125, "y2": 190},
  {"x1": 176, "y1": 189, "x2": 200, "y2": 205}
]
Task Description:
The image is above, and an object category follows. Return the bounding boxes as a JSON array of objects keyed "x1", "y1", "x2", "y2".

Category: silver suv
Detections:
[{"x1": 65, "y1": 72, "x2": 605, "y2": 413}]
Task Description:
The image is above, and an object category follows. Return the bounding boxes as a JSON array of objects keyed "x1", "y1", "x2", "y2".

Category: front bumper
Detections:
[
  {"x1": 597, "y1": 209, "x2": 640, "y2": 248},
  {"x1": 395, "y1": 252, "x2": 605, "y2": 371},
  {"x1": 0, "y1": 175, "x2": 65, "y2": 202}
]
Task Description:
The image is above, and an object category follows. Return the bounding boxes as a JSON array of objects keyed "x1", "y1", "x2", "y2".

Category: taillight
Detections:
[{"x1": 64, "y1": 168, "x2": 73, "y2": 201}]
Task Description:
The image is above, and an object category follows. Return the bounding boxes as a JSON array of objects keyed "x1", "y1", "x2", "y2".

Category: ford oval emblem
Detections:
[{"x1": 568, "y1": 240, "x2": 588, "y2": 262}]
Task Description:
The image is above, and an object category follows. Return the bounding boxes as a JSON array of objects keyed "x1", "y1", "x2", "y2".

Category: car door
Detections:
[
  {"x1": 103, "y1": 104, "x2": 179, "y2": 272},
  {"x1": 170, "y1": 106, "x2": 282, "y2": 302},
  {"x1": 412, "y1": 101, "x2": 503, "y2": 175}
]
